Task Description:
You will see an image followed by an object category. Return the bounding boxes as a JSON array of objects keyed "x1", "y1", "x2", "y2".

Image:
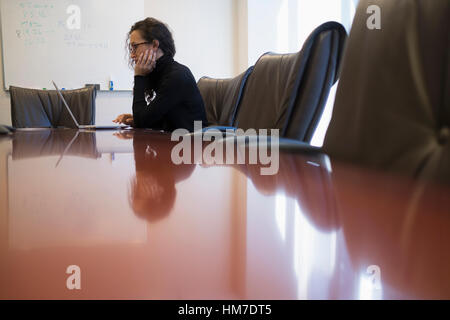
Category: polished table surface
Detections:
[{"x1": 0, "y1": 128, "x2": 449, "y2": 299}]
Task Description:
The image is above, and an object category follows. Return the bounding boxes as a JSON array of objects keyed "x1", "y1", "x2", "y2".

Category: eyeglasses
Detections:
[{"x1": 129, "y1": 42, "x2": 150, "y2": 53}]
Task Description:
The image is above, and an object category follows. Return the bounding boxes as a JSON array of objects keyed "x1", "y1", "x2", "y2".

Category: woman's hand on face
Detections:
[
  {"x1": 113, "y1": 113, "x2": 134, "y2": 126},
  {"x1": 134, "y1": 49, "x2": 157, "y2": 76}
]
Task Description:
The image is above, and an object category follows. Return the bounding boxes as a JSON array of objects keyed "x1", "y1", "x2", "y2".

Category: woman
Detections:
[{"x1": 114, "y1": 18, "x2": 208, "y2": 132}]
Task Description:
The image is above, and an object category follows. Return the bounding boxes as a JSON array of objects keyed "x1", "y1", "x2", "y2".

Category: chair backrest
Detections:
[
  {"x1": 233, "y1": 22, "x2": 347, "y2": 140},
  {"x1": 10, "y1": 86, "x2": 97, "y2": 128},
  {"x1": 197, "y1": 66, "x2": 254, "y2": 126},
  {"x1": 284, "y1": 22, "x2": 347, "y2": 142},
  {"x1": 323, "y1": 0, "x2": 450, "y2": 184},
  {"x1": 10, "y1": 86, "x2": 59, "y2": 128}
]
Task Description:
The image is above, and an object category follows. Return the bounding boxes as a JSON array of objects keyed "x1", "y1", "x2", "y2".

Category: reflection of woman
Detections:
[
  {"x1": 114, "y1": 18, "x2": 208, "y2": 131},
  {"x1": 117, "y1": 131, "x2": 195, "y2": 222}
]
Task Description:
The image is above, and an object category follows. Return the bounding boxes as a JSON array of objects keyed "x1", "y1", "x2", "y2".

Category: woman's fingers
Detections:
[
  {"x1": 142, "y1": 49, "x2": 153, "y2": 70},
  {"x1": 113, "y1": 114, "x2": 132, "y2": 124},
  {"x1": 125, "y1": 117, "x2": 134, "y2": 126},
  {"x1": 122, "y1": 114, "x2": 131, "y2": 123},
  {"x1": 144, "y1": 49, "x2": 152, "y2": 65},
  {"x1": 150, "y1": 50, "x2": 156, "y2": 69},
  {"x1": 135, "y1": 49, "x2": 156, "y2": 75},
  {"x1": 139, "y1": 49, "x2": 149, "y2": 67},
  {"x1": 113, "y1": 115, "x2": 122, "y2": 123},
  {"x1": 137, "y1": 52, "x2": 144, "y2": 66}
]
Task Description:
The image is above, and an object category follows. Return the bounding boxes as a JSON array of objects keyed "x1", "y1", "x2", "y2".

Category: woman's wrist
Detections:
[{"x1": 134, "y1": 71, "x2": 148, "y2": 76}]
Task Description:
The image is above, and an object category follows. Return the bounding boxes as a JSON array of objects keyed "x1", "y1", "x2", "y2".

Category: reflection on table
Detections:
[{"x1": 0, "y1": 129, "x2": 449, "y2": 299}]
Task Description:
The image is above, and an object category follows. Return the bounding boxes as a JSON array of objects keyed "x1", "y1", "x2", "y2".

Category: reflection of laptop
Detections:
[
  {"x1": 55, "y1": 131, "x2": 80, "y2": 168},
  {"x1": 52, "y1": 81, "x2": 128, "y2": 130}
]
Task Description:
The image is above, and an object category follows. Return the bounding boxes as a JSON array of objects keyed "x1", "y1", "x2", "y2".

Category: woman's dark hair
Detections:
[
  {"x1": 129, "y1": 174, "x2": 176, "y2": 223},
  {"x1": 126, "y1": 17, "x2": 176, "y2": 66}
]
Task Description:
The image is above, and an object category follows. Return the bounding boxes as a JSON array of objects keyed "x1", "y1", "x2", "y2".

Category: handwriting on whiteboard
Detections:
[{"x1": 16, "y1": 1, "x2": 108, "y2": 49}]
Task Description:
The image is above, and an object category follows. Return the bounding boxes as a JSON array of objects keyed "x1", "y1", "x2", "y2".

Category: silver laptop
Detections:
[{"x1": 52, "y1": 81, "x2": 128, "y2": 130}]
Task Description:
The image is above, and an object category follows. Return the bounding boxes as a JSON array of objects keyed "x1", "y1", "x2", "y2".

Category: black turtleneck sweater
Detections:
[{"x1": 132, "y1": 55, "x2": 208, "y2": 132}]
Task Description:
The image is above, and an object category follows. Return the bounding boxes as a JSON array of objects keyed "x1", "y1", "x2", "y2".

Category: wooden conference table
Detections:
[{"x1": 0, "y1": 128, "x2": 449, "y2": 300}]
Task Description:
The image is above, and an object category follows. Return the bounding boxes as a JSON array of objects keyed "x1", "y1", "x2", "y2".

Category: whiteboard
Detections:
[{"x1": 1, "y1": 0, "x2": 144, "y2": 91}]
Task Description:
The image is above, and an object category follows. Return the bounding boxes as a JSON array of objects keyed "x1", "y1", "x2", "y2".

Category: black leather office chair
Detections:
[
  {"x1": 234, "y1": 22, "x2": 346, "y2": 142},
  {"x1": 197, "y1": 66, "x2": 254, "y2": 126},
  {"x1": 10, "y1": 86, "x2": 96, "y2": 129},
  {"x1": 323, "y1": 0, "x2": 450, "y2": 184},
  {"x1": 284, "y1": 22, "x2": 347, "y2": 142}
]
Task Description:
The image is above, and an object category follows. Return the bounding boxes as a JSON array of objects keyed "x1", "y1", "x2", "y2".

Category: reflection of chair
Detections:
[
  {"x1": 12, "y1": 130, "x2": 100, "y2": 160},
  {"x1": 323, "y1": 0, "x2": 450, "y2": 184},
  {"x1": 244, "y1": 151, "x2": 338, "y2": 232},
  {"x1": 10, "y1": 86, "x2": 96, "y2": 129},
  {"x1": 197, "y1": 67, "x2": 254, "y2": 126},
  {"x1": 234, "y1": 22, "x2": 346, "y2": 142}
]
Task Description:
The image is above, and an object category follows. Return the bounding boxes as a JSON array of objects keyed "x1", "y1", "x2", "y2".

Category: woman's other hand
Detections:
[{"x1": 113, "y1": 113, "x2": 134, "y2": 126}]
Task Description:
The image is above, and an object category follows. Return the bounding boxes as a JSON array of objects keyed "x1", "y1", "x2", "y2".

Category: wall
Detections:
[
  {"x1": 243, "y1": 0, "x2": 356, "y2": 68},
  {"x1": 0, "y1": 0, "x2": 236, "y2": 126},
  {"x1": 0, "y1": 0, "x2": 358, "y2": 133},
  {"x1": 247, "y1": 0, "x2": 300, "y2": 66},
  {"x1": 145, "y1": 0, "x2": 236, "y2": 81}
]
